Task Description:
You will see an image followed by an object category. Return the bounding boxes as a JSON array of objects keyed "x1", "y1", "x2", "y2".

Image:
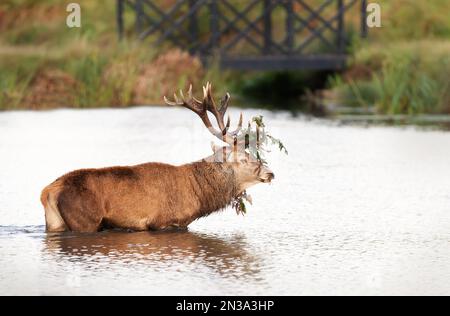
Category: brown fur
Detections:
[{"x1": 41, "y1": 161, "x2": 240, "y2": 232}]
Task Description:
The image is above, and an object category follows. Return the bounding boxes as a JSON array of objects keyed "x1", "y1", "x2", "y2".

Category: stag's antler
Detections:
[{"x1": 164, "y1": 82, "x2": 243, "y2": 145}]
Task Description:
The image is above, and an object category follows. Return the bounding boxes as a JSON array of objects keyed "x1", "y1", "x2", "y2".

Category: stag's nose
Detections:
[{"x1": 261, "y1": 172, "x2": 275, "y2": 183}]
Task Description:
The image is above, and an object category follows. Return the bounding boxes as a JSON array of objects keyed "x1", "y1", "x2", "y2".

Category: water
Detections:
[{"x1": 0, "y1": 107, "x2": 449, "y2": 295}]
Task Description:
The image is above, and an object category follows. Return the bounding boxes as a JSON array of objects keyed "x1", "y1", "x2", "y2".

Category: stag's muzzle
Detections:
[{"x1": 260, "y1": 167, "x2": 275, "y2": 183}]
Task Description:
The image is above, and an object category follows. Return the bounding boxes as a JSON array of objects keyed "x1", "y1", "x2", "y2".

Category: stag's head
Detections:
[{"x1": 164, "y1": 82, "x2": 275, "y2": 193}]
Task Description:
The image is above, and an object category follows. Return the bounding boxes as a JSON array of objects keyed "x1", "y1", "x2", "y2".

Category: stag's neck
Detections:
[{"x1": 185, "y1": 161, "x2": 237, "y2": 219}]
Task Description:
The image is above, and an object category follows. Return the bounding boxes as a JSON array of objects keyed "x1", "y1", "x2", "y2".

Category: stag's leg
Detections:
[
  {"x1": 57, "y1": 189, "x2": 104, "y2": 232},
  {"x1": 41, "y1": 183, "x2": 67, "y2": 232},
  {"x1": 43, "y1": 192, "x2": 67, "y2": 232}
]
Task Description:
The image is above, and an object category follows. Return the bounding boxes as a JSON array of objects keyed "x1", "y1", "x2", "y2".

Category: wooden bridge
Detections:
[{"x1": 117, "y1": 0, "x2": 368, "y2": 70}]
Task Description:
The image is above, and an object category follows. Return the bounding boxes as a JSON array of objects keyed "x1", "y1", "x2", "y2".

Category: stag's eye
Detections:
[{"x1": 254, "y1": 164, "x2": 262, "y2": 174}]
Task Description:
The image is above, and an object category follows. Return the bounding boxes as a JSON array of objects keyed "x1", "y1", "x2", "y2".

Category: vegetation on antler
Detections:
[
  {"x1": 232, "y1": 191, "x2": 253, "y2": 216},
  {"x1": 228, "y1": 115, "x2": 288, "y2": 214},
  {"x1": 240, "y1": 115, "x2": 288, "y2": 165}
]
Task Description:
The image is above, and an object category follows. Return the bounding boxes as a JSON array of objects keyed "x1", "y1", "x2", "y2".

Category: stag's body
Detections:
[
  {"x1": 41, "y1": 161, "x2": 238, "y2": 232},
  {"x1": 41, "y1": 83, "x2": 274, "y2": 233}
]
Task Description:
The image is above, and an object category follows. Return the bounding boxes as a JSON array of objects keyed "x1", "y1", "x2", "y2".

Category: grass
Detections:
[
  {"x1": 0, "y1": 0, "x2": 449, "y2": 115},
  {"x1": 329, "y1": 40, "x2": 450, "y2": 114},
  {"x1": 325, "y1": 0, "x2": 450, "y2": 115}
]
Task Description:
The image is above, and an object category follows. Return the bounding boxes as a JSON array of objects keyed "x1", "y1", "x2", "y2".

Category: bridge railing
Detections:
[{"x1": 117, "y1": 0, "x2": 368, "y2": 70}]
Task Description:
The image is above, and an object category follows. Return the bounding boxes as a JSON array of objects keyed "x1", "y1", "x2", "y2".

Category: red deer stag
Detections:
[{"x1": 41, "y1": 83, "x2": 274, "y2": 232}]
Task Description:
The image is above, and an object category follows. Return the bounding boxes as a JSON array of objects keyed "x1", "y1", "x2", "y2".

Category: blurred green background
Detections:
[{"x1": 0, "y1": 0, "x2": 449, "y2": 114}]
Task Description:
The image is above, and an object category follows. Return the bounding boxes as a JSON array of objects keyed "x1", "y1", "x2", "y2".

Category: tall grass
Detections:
[
  {"x1": 329, "y1": 41, "x2": 450, "y2": 114},
  {"x1": 0, "y1": 56, "x2": 42, "y2": 109},
  {"x1": 374, "y1": 56, "x2": 439, "y2": 114}
]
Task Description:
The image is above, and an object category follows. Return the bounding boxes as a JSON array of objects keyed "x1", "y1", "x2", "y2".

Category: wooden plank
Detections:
[
  {"x1": 154, "y1": 0, "x2": 207, "y2": 48},
  {"x1": 337, "y1": 0, "x2": 345, "y2": 53},
  {"x1": 361, "y1": 0, "x2": 368, "y2": 38},
  {"x1": 295, "y1": 0, "x2": 357, "y2": 53},
  {"x1": 263, "y1": 0, "x2": 272, "y2": 55},
  {"x1": 285, "y1": 0, "x2": 294, "y2": 54},
  {"x1": 138, "y1": 0, "x2": 186, "y2": 40},
  {"x1": 221, "y1": 0, "x2": 286, "y2": 54},
  {"x1": 215, "y1": 11, "x2": 268, "y2": 53},
  {"x1": 140, "y1": 0, "x2": 190, "y2": 46},
  {"x1": 135, "y1": 0, "x2": 143, "y2": 35},
  {"x1": 221, "y1": 0, "x2": 280, "y2": 53},
  {"x1": 196, "y1": 0, "x2": 262, "y2": 53},
  {"x1": 188, "y1": 0, "x2": 198, "y2": 53},
  {"x1": 294, "y1": 0, "x2": 338, "y2": 34},
  {"x1": 219, "y1": 54, "x2": 347, "y2": 70},
  {"x1": 291, "y1": 7, "x2": 334, "y2": 50},
  {"x1": 209, "y1": 0, "x2": 220, "y2": 53},
  {"x1": 293, "y1": 0, "x2": 333, "y2": 34},
  {"x1": 117, "y1": 0, "x2": 124, "y2": 40}
]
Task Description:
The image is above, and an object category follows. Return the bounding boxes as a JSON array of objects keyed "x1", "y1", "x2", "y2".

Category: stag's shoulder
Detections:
[
  {"x1": 134, "y1": 162, "x2": 177, "y2": 171},
  {"x1": 133, "y1": 162, "x2": 183, "y2": 177}
]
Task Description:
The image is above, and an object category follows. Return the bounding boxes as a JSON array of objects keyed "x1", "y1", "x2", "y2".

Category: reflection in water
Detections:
[{"x1": 43, "y1": 230, "x2": 261, "y2": 280}]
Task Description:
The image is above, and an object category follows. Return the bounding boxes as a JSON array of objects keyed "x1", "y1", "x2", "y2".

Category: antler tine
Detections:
[
  {"x1": 203, "y1": 84, "x2": 208, "y2": 100},
  {"x1": 164, "y1": 84, "x2": 204, "y2": 115},
  {"x1": 179, "y1": 89, "x2": 184, "y2": 100},
  {"x1": 163, "y1": 95, "x2": 177, "y2": 106},
  {"x1": 166, "y1": 83, "x2": 240, "y2": 146},
  {"x1": 202, "y1": 83, "x2": 245, "y2": 143},
  {"x1": 187, "y1": 84, "x2": 201, "y2": 104},
  {"x1": 229, "y1": 112, "x2": 243, "y2": 136},
  {"x1": 166, "y1": 84, "x2": 233, "y2": 143},
  {"x1": 174, "y1": 93, "x2": 180, "y2": 104},
  {"x1": 187, "y1": 84, "x2": 192, "y2": 98},
  {"x1": 219, "y1": 92, "x2": 231, "y2": 116},
  {"x1": 204, "y1": 82, "x2": 227, "y2": 133}
]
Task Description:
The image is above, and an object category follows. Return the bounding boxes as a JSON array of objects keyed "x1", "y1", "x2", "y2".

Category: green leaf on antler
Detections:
[
  {"x1": 232, "y1": 191, "x2": 253, "y2": 215},
  {"x1": 248, "y1": 115, "x2": 288, "y2": 158},
  {"x1": 239, "y1": 200, "x2": 246, "y2": 214},
  {"x1": 267, "y1": 134, "x2": 288, "y2": 155},
  {"x1": 231, "y1": 116, "x2": 287, "y2": 215},
  {"x1": 252, "y1": 115, "x2": 265, "y2": 128},
  {"x1": 255, "y1": 151, "x2": 267, "y2": 165}
]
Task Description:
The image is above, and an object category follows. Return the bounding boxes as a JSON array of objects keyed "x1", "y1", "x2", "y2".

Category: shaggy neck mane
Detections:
[{"x1": 187, "y1": 161, "x2": 237, "y2": 218}]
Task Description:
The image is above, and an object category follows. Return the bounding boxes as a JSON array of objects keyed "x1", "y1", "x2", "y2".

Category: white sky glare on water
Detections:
[{"x1": 0, "y1": 107, "x2": 449, "y2": 295}]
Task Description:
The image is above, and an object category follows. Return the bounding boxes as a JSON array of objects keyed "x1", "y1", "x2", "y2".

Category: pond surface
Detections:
[{"x1": 0, "y1": 107, "x2": 449, "y2": 295}]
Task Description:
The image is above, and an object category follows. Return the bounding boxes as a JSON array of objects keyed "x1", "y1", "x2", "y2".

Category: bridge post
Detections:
[
  {"x1": 361, "y1": 0, "x2": 368, "y2": 38},
  {"x1": 209, "y1": 0, "x2": 220, "y2": 54},
  {"x1": 135, "y1": 0, "x2": 144, "y2": 37},
  {"x1": 116, "y1": 0, "x2": 124, "y2": 40},
  {"x1": 188, "y1": 0, "x2": 199, "y2": 54},
  {"x1": 263, "y1": 0, "x2": 272, "y2": 55},
  {"x1": 336, "y1": 0, "x2": 345, "y2": 53},
  {"x1": 285, "y1": 0, "x2": 294, "y2": 55}
]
